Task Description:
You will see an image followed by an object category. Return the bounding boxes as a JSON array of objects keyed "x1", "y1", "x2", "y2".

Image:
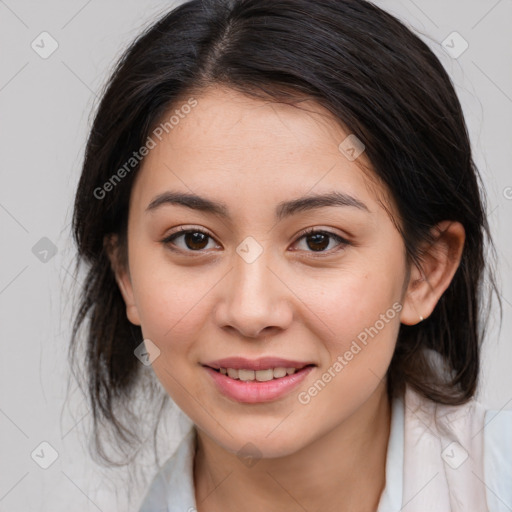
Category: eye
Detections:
[
  {"x1": 292, "y1": 227, "x2": 349, "y2": 255},
  {"x1": 162, "y1": 227, "x2": 219, "y2": 252},
  {"x1": 161, "y1": 226, "x2": 350, "y2": 255}
]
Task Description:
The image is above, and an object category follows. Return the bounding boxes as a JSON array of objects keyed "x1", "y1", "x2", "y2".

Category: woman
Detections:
[{"x1": 70, "y1": 0, "x2": 511, "y2": 510}]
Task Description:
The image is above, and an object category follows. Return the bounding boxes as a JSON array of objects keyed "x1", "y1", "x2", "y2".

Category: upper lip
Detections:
[{"x1": 203, "y1": 357, "x2": 314, "y2": 371}]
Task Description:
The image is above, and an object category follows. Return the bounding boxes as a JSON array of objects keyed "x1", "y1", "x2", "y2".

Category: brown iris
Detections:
[{"x1": 306, "y1": 232, "x2": 330, "y2": 251}]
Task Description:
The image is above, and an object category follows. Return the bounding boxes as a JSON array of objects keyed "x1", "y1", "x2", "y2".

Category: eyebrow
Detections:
[{"x1": 145, "y1": 190, "x2": 370, "y2": 220}]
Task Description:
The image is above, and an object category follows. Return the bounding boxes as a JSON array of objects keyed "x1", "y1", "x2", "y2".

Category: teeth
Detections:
[
  {"x1": 255, "y1": 369, "x2": 274, "y2": 382},
  {"x1": 227, "y1": 368, "x2": 239, "y2": 379},
  {"x1": 238, "y1": 369, "x2": 255, "y2": 381},
  {"x1": 273, "y1": 367, "x2": 287, "y2": 378},
  {"x1": 218, "y1": 366, "x2": 301, "y2": 380}
]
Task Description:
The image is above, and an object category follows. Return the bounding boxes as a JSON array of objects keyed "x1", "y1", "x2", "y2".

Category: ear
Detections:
[
  {"x1": 104, "y1": 234, "x2": 141, "y2": 326},
  {"x1": 400, "y1": 220, "x2": 465, "y2": 325}
]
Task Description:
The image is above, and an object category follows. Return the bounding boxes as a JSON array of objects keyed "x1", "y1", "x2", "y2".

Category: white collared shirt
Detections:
[{"x1": 138, "y1": 386, "x2": 512, "y2": 511}]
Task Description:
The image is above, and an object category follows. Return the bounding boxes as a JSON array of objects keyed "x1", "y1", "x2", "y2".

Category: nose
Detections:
[{"x1": 214, "y1": 246, "x2": 294, "y2": 339}]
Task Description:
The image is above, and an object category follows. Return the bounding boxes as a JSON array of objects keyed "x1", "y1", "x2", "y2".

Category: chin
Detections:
[{"x1": 206, "y1": 424, "x2": 310, "y2": 460}]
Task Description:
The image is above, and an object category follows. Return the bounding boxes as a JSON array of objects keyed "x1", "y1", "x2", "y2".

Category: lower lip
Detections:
[{"x1": 203, "y1": 366, "x2": 314, "y2": 403}]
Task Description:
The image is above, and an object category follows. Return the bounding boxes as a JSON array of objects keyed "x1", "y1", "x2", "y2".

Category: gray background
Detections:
[{"x1": 0, "y1": 0, "x2": 511, "y2": 510}]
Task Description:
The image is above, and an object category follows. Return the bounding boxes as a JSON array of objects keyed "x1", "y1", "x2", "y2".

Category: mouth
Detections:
[{"x1": 201, "y1": 358, "x2": 316, "y2": 403}]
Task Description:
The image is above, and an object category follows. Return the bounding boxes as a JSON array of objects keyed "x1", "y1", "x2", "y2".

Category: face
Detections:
[{"x1": 116, "y1": 85, "x2": 410, "y2": 458}]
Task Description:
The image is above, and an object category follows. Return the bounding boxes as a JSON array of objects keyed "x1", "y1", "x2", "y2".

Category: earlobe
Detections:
[
  {"x1": 104, "y1": 234, "x2": 142, "y2": 326},
  {"x1": 115, "y1": 272, "x2": 142, "y2": 327},
  {"x1": 400, "y1": 220, "x2": 465, "y2": 326}
]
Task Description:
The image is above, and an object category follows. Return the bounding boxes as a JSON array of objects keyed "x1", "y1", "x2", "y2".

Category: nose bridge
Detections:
[{"x1": 217, "y1": 237, "x2": 292, "y2": 338}]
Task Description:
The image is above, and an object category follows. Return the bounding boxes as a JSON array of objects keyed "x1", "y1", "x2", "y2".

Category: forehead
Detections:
[
  {"x1": 130, "y1": 85, "x2": 390, "y2": 217},
  {"x1": 154, "y1": 86, "x2": 363, "y2": 164}
]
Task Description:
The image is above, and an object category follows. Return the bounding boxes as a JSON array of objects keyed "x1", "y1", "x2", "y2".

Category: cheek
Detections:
[
  {"x1": 301, "y1": 259, "x2": 405, "y2": 399},
  {"x1": 128, "y1": 245, "x2": 211, "y2": 346},
  {"x1": 296, "y1": 270, "x2": 402, "y2": 422},
  {"x1": 306, "y1": 263, "x2": 403, "y2": 346},
  {"x1": 130, "y1": 255, "x2": 209, "y2": 414}
]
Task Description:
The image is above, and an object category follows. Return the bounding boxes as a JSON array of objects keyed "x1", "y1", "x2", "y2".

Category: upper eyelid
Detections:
[
  {"x1": 164, "y1": 226, "x2": 346, "y2": 241},
  {"x1": 297, "y1": 226, "x2": 349, "y2": 240},
  {"x1": 164, "y1": 226, "x2": 216, "y2": 241}
]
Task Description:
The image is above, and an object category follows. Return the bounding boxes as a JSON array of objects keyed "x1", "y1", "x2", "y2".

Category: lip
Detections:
[
  {"x1": 202, "y1": 356, "x2": 312, "y2": 371},
  {"x1": 202, "y1": 361, "x2": 315, "y2": 403}
]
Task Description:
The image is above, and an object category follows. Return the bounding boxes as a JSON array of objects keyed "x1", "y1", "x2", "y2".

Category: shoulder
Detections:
[
  {"x1": 137, "y1": 427, "x2": 198, "y2": 512},
  {"x1": 402, "y1": 385, "x2": 512, "y2": 511},
  {"x1": 482, "y1": 406, "x2": 512, "y2": 511}
]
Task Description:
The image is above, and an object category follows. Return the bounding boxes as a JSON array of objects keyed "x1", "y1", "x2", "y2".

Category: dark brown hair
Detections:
[{"x1": 70, "y1": 0, "x2": 501, "y2": 466}]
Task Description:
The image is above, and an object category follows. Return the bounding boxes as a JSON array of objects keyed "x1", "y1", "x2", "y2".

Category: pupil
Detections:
[
  {"x1": 186, "y1": 232, "x2": 208, "y2": 250},
  {"x1": 308, "y1": 233, "x2": 328, "y2": 251}
]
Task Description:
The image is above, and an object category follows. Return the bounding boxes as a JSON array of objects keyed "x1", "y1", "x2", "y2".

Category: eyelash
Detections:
[{"x1": 161, "y1": 226, "x2": 350, "y2": 257}]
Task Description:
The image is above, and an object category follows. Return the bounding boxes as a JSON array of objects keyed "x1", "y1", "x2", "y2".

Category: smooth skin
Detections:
[{"x1": 107, "y1": 85, "x2": 465, "y2": 512}]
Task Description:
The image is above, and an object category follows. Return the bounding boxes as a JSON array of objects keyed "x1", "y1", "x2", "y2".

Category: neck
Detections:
[{"x1": 194, "y1": 381, "x2": 392, "y2": 512}]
